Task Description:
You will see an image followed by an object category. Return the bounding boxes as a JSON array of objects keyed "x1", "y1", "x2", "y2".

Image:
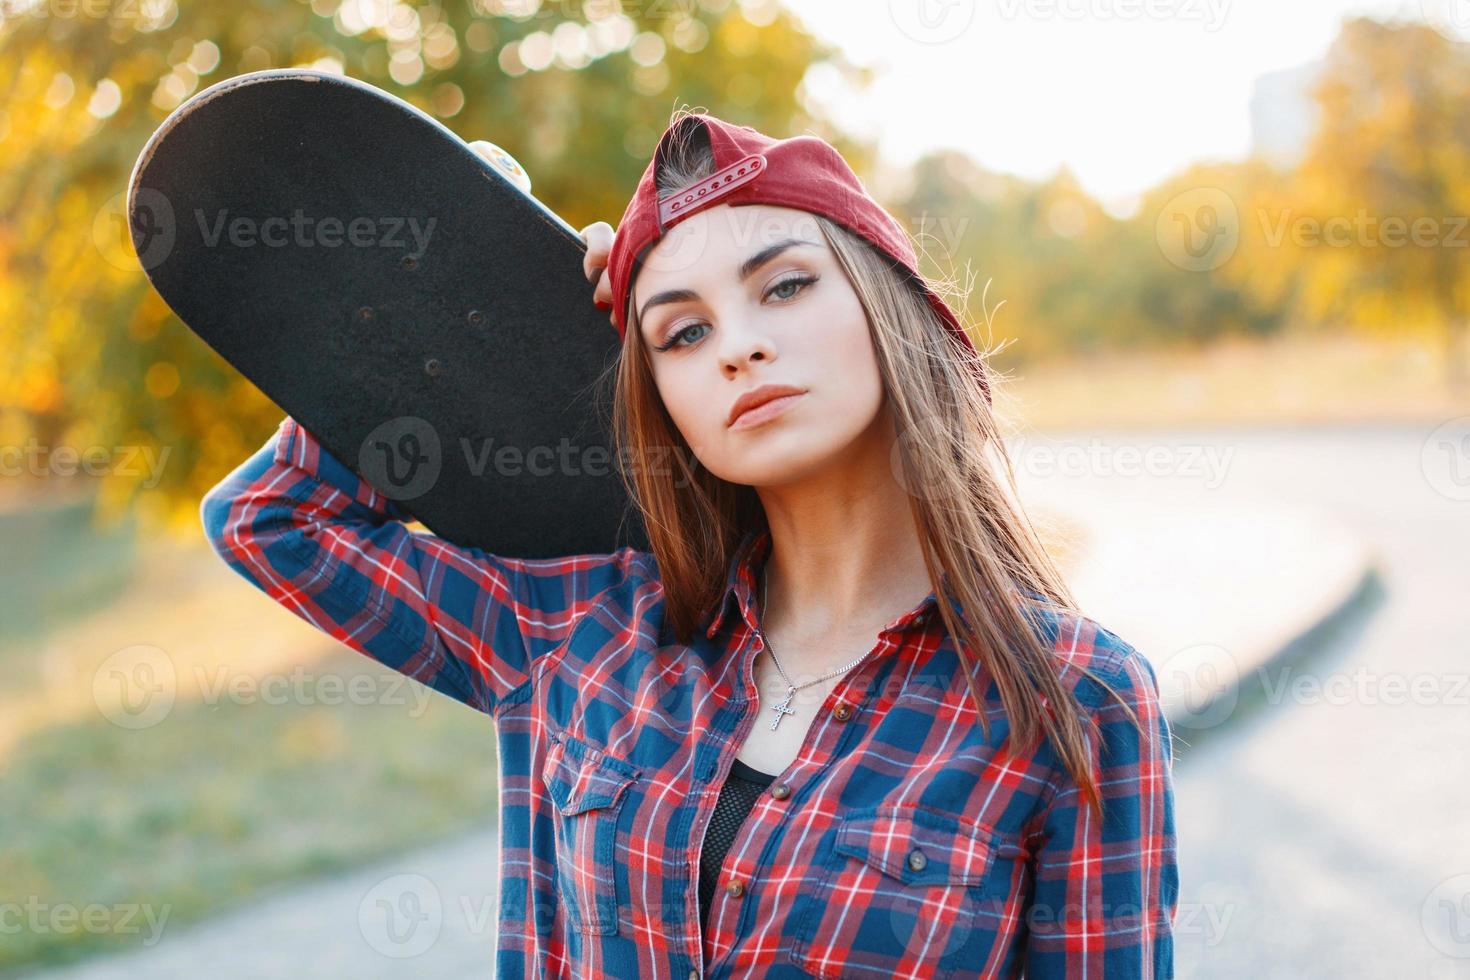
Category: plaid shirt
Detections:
[{"x1": 201, "y1": 416, "x2": 1178, "y2": 979}]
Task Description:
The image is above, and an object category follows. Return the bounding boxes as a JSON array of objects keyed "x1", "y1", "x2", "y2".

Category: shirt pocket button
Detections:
[
  {"x1": 790, "y1": 805, "x2": 1003, "y2": 977},
  {"x1": 541, "y1": 733, "x2": 640, "y2": 936}
]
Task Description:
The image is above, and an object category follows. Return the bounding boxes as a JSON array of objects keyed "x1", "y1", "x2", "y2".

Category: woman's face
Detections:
[{"x1": 633, "y1": 203, "x2": 887, "y2": 488}]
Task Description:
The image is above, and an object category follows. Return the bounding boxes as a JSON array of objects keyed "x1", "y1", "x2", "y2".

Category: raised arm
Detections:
[{"x1": 199, "y1": 415, "x2": 641, "y2": 717}]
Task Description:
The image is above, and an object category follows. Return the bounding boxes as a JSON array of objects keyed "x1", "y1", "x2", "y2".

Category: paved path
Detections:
[{"x1": 23, "y1": 830, "x2": 503, "y2": 979}]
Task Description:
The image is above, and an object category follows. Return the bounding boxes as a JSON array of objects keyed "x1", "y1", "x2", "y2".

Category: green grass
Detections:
[
  {"x1": 0, "y1": 495, "x2": 136, "y2": 670},
  {"x1": 0, "y1": 646, "x2": 499, "y2": 973}
]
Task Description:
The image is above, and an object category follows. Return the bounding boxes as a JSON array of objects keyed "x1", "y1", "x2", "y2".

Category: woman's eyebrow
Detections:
[{"x1": 637, "y1": 237, "x2": 820, "y2": 328}]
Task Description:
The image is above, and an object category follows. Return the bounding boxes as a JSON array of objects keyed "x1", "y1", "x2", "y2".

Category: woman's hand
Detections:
[{"x1": 579, "y1": 220, "x2": 617, "y2": 327}]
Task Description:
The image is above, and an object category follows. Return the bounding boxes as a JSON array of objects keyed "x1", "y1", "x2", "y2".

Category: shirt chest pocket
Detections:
[
  {"x1": 541, "y1": 731, "x2": 640, "y2": 936},
  {"x1": 790, "y1": 805, "x2": 1019, "y2": 979}
]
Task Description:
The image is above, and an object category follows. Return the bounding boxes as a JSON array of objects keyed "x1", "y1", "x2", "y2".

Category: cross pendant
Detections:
[{"x1": 768, "y1": 688, "x2": 798, "y2": 731}]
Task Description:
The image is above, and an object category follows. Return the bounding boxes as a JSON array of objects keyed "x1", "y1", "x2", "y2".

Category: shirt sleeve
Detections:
[
  {"x1": 1022, "y1": 646, "x2": 1180, "y2": 978},
  {"x1": 199, "y1": 415, "x2": 640, "y2": 717}
]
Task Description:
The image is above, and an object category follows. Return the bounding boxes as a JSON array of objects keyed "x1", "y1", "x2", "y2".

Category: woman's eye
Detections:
[
  {"x1": 659, "y1": 322, "x2": 709, "y2": 351},
  {"x1": 767, "y1": 274, "x2": 816, "y2": 302}
]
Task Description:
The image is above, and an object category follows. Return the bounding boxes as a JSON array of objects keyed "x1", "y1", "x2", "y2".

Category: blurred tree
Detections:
[
  {"x1": 1295, "y1": 17, "x2": 1470, "y2": 389},
  {"x1": 897, "y1": 149, "x2": 1280, "y2": 371},
  {"x1": 0, "y1": 0, "x2": 852, "y2": 530},
  {"x1": 894, "y1": 16, "x2": 1470, "y2": 384},
  {"x1": 1136, "y1": 158, "x2": 1290, "y2": 347}
]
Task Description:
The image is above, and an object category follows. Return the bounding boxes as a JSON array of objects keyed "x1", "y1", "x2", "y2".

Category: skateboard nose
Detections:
[{"x1": 468, "y1": 139, "x2": 532, "y2": 195}]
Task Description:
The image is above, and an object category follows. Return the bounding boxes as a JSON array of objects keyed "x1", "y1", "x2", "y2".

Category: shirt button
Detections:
[
  {"x1": 688, "y1": 970, "x2": 699, "y2": 980},
  {"x1": 832, "y1": 702, "x2": 852, "y2": 721},
  {"x1": 770, "y1": 782, "x2": 791, "y2": 800},
  {"x1": 907, "y1": 848, "x2": 927, "y2": 871},
  {"x1": 725, "y1": 878, "x2": 745, "y2": 898}
]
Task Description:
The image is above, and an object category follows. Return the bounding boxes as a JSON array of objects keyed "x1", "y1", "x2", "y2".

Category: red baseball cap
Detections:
[{"x1": 606, "y1": 112, "x2": 990, "y2": 402}]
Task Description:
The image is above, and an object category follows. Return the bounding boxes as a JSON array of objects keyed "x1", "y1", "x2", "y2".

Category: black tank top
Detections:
[{"x1": 698, "y1": 757, "x2": 777, "y2": 932}]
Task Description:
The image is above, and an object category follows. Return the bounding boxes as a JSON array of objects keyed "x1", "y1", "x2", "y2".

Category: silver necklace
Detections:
[{"x1": 756, "y1": 565, "x2": 869, "y2": 731}]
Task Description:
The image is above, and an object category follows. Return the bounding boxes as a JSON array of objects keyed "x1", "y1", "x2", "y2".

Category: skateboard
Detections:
[{"x1": 127, "y1": 68, "x2": 648, "y2": 558}]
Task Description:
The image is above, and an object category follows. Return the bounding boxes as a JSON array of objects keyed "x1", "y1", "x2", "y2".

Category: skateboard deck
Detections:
[{"x1": 127, "y1": 68, "x2": 648, "y2": 558}]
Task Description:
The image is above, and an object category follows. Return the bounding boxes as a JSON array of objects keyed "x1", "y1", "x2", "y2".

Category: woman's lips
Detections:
[{"x1": 729, "y1": 392, "x2": 805, "y2": 431}]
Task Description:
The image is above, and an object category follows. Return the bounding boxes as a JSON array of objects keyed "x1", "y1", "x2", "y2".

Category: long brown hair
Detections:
[{"x1": 605, "y1": 111, "x2": 1140, "y2": 815}]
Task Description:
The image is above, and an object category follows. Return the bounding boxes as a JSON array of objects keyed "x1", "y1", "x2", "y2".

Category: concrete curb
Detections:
[
  {"x1": 1044, "y1": 497, "x2": 1380, "y2": 736},
  {"x1": 1158, "y1": 558, "x2": 1382, "y2": 739}
]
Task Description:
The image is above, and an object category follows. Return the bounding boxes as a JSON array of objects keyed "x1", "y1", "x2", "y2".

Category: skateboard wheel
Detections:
[{"x1": 470, "y1": 139, "x2": 532, "y2": 195}]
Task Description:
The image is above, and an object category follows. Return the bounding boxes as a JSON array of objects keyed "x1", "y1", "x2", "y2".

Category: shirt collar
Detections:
[
  {"x1": 700, "y1": 527, "x2": 950, "y2": 640},
  {"x1": 701, "y1": 527, "x2": 769, "y2": 640}
]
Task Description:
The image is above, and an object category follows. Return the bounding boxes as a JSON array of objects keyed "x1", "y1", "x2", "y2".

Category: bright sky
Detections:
[{"x1": 782, "y1": 0, "x2": 1463, "y2": 211}]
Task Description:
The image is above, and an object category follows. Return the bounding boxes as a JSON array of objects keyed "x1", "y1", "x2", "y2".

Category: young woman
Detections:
[{"x1": 202, "y1": 111, "x2": 1177, "y2": 978}]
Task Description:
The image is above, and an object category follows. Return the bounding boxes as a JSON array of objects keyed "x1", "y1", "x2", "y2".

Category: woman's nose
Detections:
[{"x1": 715, "y1": 313, "x2": 776, "y2": 368}]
